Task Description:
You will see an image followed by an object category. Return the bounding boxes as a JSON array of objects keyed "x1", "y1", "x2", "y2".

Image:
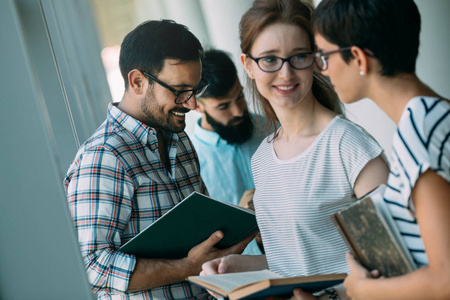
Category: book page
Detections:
[
  {"x1": 189, "y1": 269, "x2": 281, "y2": 295},
  {"x1": 370, "y1": 190, "x2": 417, "y2": 270}
]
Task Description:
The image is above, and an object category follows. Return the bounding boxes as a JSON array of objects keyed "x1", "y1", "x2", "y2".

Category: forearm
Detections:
[
  {"x1": 127, "y1": 257, "x2": 196, "y2": 292},
  {"x1": 128, "y1": 233, "x2": 261, "y2": 292},
  {"x1": 353, "y1": 267, "x2": 450, "y2": 300},
  {"x1": 127, "y1": 255, "x2": 265, "y2": 292}
]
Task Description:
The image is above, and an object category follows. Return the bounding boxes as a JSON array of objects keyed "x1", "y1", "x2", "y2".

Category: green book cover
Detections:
[{"x1": 118, "y1": 192, "x2": 258, "y2": 259}]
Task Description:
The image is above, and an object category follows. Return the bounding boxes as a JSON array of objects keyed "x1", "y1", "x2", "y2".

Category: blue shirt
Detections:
[
  {"x1": 64, "y1": 103, "x2": 211, "y2": 299},
  {"x1": 189, "y1": 114, "x2": 267, "y2": 255}
]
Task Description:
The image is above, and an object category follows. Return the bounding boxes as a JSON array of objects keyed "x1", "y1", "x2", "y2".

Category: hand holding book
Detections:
[
  {"x1": 331, "y1": 184, "x2": 416, "y2": 278},
  {"x1": 188, "y1": 270, "x2": 346, "y2": 300},
  {"x1": 118, "y1": 192, "x2": 259, "y2": 259}
]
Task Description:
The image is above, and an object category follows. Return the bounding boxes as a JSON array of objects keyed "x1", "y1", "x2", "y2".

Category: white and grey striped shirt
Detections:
[
  {"x1": 384, "y1": 96, "x2": 450, "y2": 267},
  {"x1": 252, "y1": 115, "x2": 383, "y2": 277}
]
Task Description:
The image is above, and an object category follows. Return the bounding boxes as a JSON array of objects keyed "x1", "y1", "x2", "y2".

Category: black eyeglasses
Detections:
[
  {"x1": 313, "y1": 47, "x2": 352, "y2": 71},
  {"x1": 246, "y1": 53, "x2": 316, "y2": 73},
  {"x1": 141, "y1": 71, "x2": 209, "y2": 104}
]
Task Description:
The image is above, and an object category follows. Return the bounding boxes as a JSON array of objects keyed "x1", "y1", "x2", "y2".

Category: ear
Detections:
[
  {"x1": 240, "y1": 53, "x2": 254, "y2": 79},
  {"x1": 127, "y1": 69, "x2": 147, "y2": 95},
  {"x1": 195, "y1": 99, "x2": 205, "y2": 113},
  {"x1": 350, "y1": 46, "x2": 370, "y2": 76}
]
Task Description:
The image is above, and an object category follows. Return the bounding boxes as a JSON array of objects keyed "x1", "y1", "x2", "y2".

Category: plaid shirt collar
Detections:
[{"x1": 107, "y1": 103, "x2": 179, "y2": 153}]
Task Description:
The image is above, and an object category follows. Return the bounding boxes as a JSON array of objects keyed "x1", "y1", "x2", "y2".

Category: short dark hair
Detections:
[
  {"x1": 312, "y1": 0, "x2": 421, "y2": 76},
  {"x1": 200, "y1": 49, "x2": 238, "y2": 99},
  {"x1": 119, "y1": 19, "x2": 203, "y2": 89}
]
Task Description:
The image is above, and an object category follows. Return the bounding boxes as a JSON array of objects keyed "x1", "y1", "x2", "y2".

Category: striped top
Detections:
[
  {"x1": 384, "y1": 96, "x2": 450, "y2": 267},
  {"x1": 64, "y1": 103, "x2": 210, "y2": 300},
  {"x1": 252, "y1": 115, "x2": 383, "y2": 277}
]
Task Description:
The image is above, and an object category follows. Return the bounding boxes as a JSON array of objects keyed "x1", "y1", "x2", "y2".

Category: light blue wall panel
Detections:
[{"x1": 0, "y1": 0, "x2": 95, "y2": 299}]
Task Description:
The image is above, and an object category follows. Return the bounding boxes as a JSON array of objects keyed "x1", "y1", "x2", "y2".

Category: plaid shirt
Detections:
[{"x1": 64, "y1": 103, "x2": 210, "y2": 300}]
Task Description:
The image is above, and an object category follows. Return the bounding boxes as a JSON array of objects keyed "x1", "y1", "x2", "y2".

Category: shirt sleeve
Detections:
[
  {"x1": 65, "y1": 146, "x2": 136, "y2": 294},
  {"x1": 338, "y1": 122, "x2": 384, "y2": 188},
  {"x1": 409, "y1": 102, "x2": 450, "y2": 186}
]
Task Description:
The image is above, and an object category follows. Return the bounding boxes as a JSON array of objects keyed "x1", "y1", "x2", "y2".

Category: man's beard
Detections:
[
  {"x1": 204, "y1": 110, "x2": 254, "y2": 144},
  {"x1": 140, "y1": 88, "x2": 188, "y2": 133}
]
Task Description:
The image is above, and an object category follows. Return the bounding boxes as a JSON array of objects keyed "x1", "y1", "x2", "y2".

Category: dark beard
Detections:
[
  {"x1": 204, "y1": 110, "x2": 254, "y2": 144},
  {"x1": 140, "y1": 88, "x2": 188, "y2": 133}
]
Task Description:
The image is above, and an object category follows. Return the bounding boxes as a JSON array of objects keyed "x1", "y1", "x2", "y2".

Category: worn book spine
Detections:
[{"x1": 331, "y1": 197, "x2": 415, "y2": 278}]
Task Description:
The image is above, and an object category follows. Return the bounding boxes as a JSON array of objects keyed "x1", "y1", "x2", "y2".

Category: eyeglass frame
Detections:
[
  {"x1": 313, "y1": 47, "x2": 352, "y2": 71},
  {"x1": 246, "y1": 52, "x2": 316, "y2": 73},
  {"x1": 246, "y1": 47, "x2": 373, "y2": 73},
  {"x1": 314, "y1": 46, "x2": 375, "y2": 71},
  {"x1": 141, "y1": 70, "x2": 209, "y2": 104}
]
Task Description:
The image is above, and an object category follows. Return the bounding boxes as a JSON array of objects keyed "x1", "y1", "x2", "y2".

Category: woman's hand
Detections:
[
  {"x1": 344, "y1": 253, "x2": 380, "y2": 299},
  {"x1": 289, "y1": 289, "x2": 317, "y2": 300}
]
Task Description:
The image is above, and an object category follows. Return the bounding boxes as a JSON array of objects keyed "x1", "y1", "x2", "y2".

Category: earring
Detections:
[{"x1": 360, "y1": 70, "x2": 365, "y2": 76}]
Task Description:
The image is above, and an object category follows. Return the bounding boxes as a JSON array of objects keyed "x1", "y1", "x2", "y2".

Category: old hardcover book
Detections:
[
  {"x1": 119, "y1": 192, "x2": 258, "y2": 259},
  {"x1": 188, "y1": 269, "x2": 346, "y2": 300},
  {"x1": 331, "y1": 185, "x2": 416, "y2": 277}
]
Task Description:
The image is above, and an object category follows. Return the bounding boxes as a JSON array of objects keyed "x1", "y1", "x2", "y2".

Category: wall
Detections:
[
  {"x1": 327, "y1": 0, "x2": 450, "y2": 156},
  {"x1": 0, "y1": 0, "x2": 105, "y2": 298}
]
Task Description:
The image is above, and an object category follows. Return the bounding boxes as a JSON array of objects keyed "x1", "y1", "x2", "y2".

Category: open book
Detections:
[
  {"x1": 331, "y1": 184, "x2": 417, "y2": 277},
  {"x1": 188, "y1": 270, "x2": 346, "y2": 300},
  {"x1": 119, "y1": 192, "x2": 258, "y2": 259}
]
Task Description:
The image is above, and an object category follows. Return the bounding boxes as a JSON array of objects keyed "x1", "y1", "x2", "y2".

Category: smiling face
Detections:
[
  {"x1": 139, "y1": 58, "x2": 201, "y2": 133},
  {"x1": 242, "y1": 22, "x2": 315, "y2": 112}
]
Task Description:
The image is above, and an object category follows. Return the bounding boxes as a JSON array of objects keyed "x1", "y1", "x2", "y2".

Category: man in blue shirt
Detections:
[{"x1": 189, "y1": 49, "x2": 267, "y2": 255}]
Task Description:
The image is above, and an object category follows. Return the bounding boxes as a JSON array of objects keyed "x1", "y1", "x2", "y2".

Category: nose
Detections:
[
  {"x1": 182, "y1": 96, "x2": 197, "y2": 111},
  {"x1": 277, "y1": 60, "x2": 295, "y2": 79},
  {"x1": 230, "y1": 101, "x2": 245, "y2": 117}
]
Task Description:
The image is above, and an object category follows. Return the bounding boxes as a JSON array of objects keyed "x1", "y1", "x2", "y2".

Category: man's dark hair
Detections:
[
  {"x1": 312, "y1": 0, "x2": 421, "y2": 76},
  {"x1": 200, "y1": 49, "x2": 238, "y2": 99},
  {"x1": 119, "y1": 19, "x2": 203, "y2": 89}
]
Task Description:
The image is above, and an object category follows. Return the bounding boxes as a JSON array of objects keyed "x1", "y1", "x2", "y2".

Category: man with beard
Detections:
[
  {"x1": 64, "y1": 21, "x2": 254, "y2": 300},
  {"x1": 189, "y1": 49, "x2": 267, "y2": 255}
]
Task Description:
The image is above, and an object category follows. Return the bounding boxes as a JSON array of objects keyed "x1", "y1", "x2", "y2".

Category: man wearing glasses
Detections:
[{"x1": 64, "y1": 20, "x2": 252, "y2": 300}]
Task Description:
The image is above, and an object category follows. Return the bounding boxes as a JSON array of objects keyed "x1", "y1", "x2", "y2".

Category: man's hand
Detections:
[
  {"x1": 128, "y1": 230, "x2": 256, "y2": 292},
  {"x1": 186, "y1": 230, "x2": 258, "y2": 275}
]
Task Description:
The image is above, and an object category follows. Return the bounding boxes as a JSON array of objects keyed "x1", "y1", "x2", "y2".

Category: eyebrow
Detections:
[
  {"x1": 257, "y1": 47, "x2": 312, "y2": 56},
  {"x1": 214, "y1": 89, "x2": 244, "y2": 108},
  {"x1": 170, "y1": 80, "x2": 201, "y2": 90}
]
